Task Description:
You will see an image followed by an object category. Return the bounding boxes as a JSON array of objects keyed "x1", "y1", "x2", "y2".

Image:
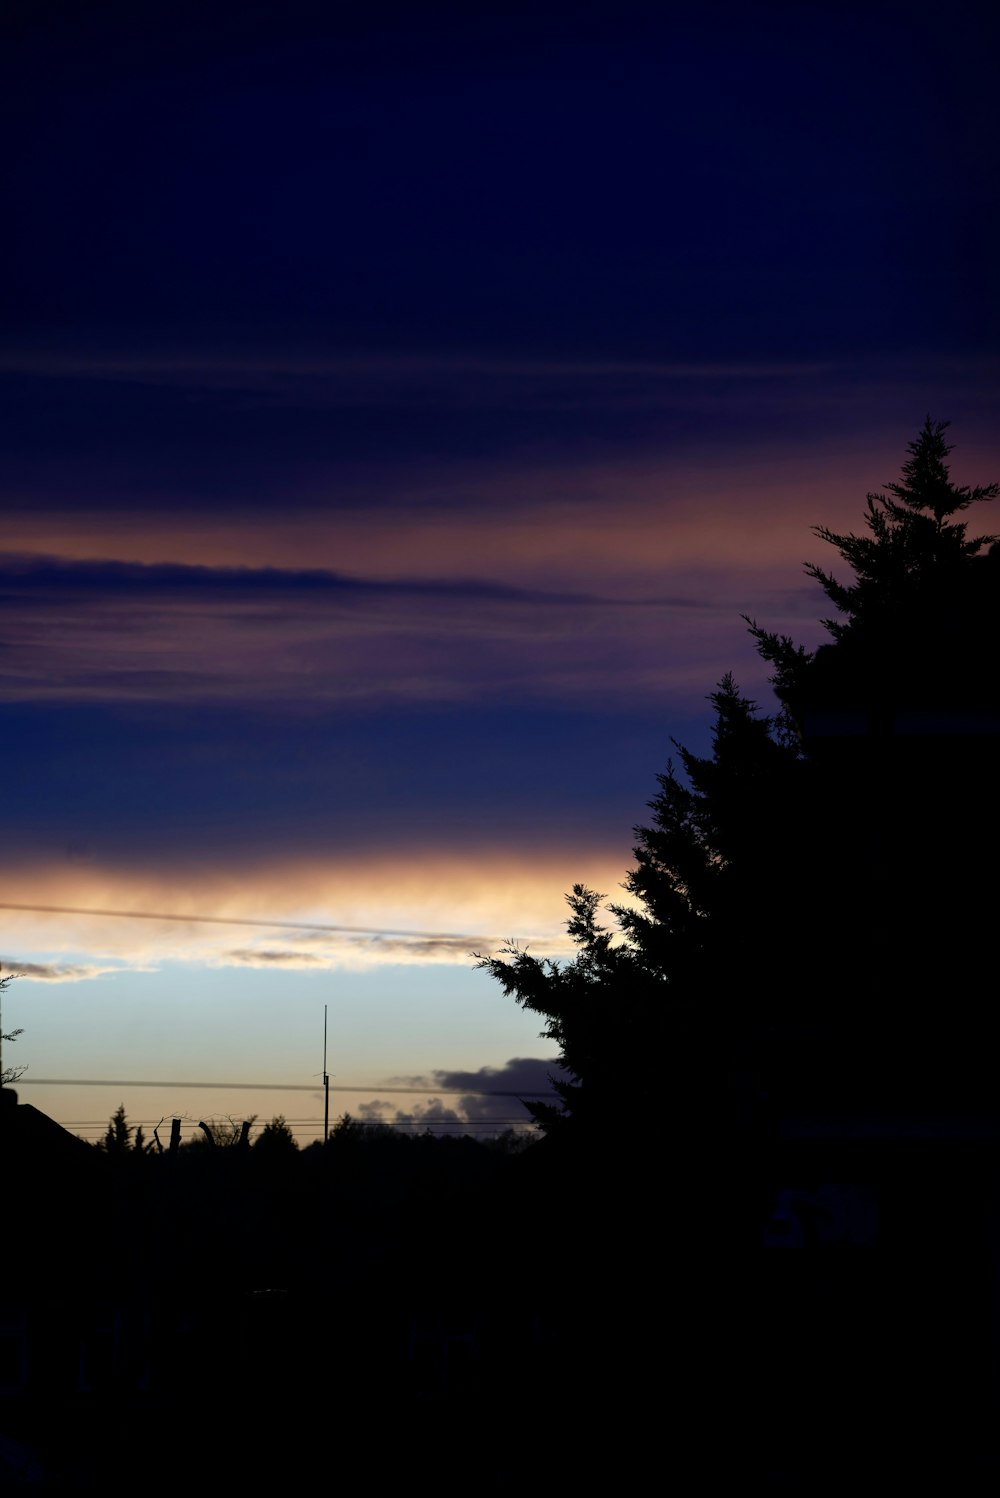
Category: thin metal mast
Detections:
[{"x1": 323, "y1": 1003, "x2": 330, "y2": 1142}]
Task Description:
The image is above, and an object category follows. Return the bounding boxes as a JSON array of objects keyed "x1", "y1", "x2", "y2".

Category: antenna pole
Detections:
[{"x1": 323, "y1": 1002, "x2": 330, "y2": 1143}]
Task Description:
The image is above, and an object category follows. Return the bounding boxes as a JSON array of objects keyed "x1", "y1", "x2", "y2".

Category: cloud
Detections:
[
  {"x1": 358, "y1": 1056, "x2": 571, "y2": 1133},
  {"x1": 373, "y1": 1099, "x2": 467, "y2": 1131},
  {"x1": 8, "y1": 400, "x2": 989, "y2": 722},
  {"x1": 219, "y1": 932, "x2": 546, "y2": 973},
  {"x1": 7, "y1": 350, "x2": 996, "y2": 451},
  {"x1": 0, "y1": 851, "x2": 612, "y2": 975},
  {"x1": 221, "y1": 933, "x2": 486, "y2": 969},
  {"x1": 0, "y1": 551, "x2": 609, "y2": 606},
  {"x1": 393, "y1": 1056, "x2": 570, "y2": 1097},
  {"x1": 0, "y1": 959, "x2": 116, "y2": 983},
  {"x1": 0, "y1": 547, "x2": 741, "y2": 708},
  {"x1": 0, "y1": 347, "x2": 840, "y2": 403},
  {"x1": 225, "y1": 948, "x2": 327, "y2": 968}
]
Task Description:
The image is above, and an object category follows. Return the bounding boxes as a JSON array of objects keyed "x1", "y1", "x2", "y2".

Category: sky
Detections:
[{"x1": 2, "y1": 0, "x2": 998, "y2": 1143}]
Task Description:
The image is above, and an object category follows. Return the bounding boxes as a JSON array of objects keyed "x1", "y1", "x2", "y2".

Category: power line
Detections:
[
  {"x1": 17, "y1": 1077, "x2": 558, "y2": 1097},
  {"x1": 0, "y1": 900, "x2": 498, "y2": 944}
]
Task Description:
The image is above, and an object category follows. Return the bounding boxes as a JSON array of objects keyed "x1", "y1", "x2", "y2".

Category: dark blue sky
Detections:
[
  {"x1": 4, "y1": 0, "x2": 997, "y2": 862},
  {"x1": 6, "y1": 0, "x2": 997, "y2": 356}
]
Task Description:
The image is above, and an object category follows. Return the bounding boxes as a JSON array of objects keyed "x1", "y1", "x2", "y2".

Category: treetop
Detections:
[{"x1": 749, "y1": 417, "x2": 999, "y2": 704}]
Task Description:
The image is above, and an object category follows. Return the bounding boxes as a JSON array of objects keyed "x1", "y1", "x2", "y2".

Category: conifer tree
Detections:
[
  {"x1": 477, "y1": 676, "x2": 804, "y2": 1134},
  {"x1": 479, "y1": 419, "x2": 999, "y2": 1132},
  {"x1": 749, "y1": 416, "x2": 999, "y2": 710},
  {"x1": 102, "y1": 1102, "x2": 133, "y2": 1153}
]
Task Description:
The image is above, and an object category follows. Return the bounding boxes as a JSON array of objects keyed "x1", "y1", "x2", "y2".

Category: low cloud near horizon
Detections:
[
  {"x1": 0, "y1": 852, "x2": 632, "y2": 976},
  {"x1": 359, "y1": 1056, "x2": 571, "y2": 1133}
]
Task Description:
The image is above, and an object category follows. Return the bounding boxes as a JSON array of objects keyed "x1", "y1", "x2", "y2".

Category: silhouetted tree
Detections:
[
  {"x1": 750, "y1": 418, "x2": 1000, "y2": 1095},
  {"x1": 102, "y1": 1102, "x2": 133, "y2": 1153},
  {"x1": 253, "y1": 1115, "x2": 299, "y2": 1156},
  {"x1": 480, "y1": 419, "x2": 999, "y2": 1130},
  {"x1": 749, "y1": 416, "x2": 999, "y2": 710},
  {"x1": 484, "y1": 1127, "x2": 535, "y2": 1155},
  {"x1": 478, "y1": 674, "x2": 805, "y2": 1135},
  {"x1": 0, "y1": 970, "x2": 25, "y2": 1087},
  {"x1": 96, "y1": 1102, "x2": 152, "y2": 1153},
  {"x1": 328, "y1": 1112, "x2": 398, "y2": 1145}
]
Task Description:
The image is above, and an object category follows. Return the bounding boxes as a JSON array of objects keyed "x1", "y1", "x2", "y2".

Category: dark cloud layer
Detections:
[
  {"x1": 420, "y1": 1057, "x2": 570, "y2": 1098},
  {"x1": 3, "y1": 357, "x2": 997, "y2": 515},
  {"x1": 362, "y1": 1056, "x2": 571, "y2": 1132},
  {"x1": 0, "y1": 542, "x2": 738, "y2": 722},
  {"x1": 0, "y1": 551, "x2": 661, "y2": 608}
]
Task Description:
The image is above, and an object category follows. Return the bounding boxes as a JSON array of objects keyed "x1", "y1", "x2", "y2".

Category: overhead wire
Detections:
[
  {"x1": 0, "y1": 899, "x2": 509, "y2": 944},
  {"x1": 6, "y1": 901, "x2": 562, "y2": 1136},
  {"x1": 18, "y1": 1077, "x2": 557, "y2": 1096}
]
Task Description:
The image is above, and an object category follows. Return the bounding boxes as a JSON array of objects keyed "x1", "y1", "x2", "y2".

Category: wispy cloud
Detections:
[
  {"x1": 0, "y1": 549, "x2": 743, "y2": 707},
  {"x1": 0, "y1": 551, "x2": 613, "y2": 605},
  {"x1": 0, "y1": 852, "x2": 605, "y2": 974},
  {"x1": 224, "y1": 948, "x2": 327, "y2": 967},
  {"x1": 0, "y1": 959, "x2": 119, "y2": 983},
  {"x1": 5, "y1": 351, "x2": 996, "y2": 460},
  {"x1": 222, "y1": 933, "x2": 485, "y2": 969},
  {"x1": 0, "y1": 346, "x2": 840, "y2": 399}
]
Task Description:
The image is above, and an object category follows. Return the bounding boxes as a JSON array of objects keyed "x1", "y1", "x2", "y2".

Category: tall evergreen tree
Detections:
[
  {"x1": 480, "y1": 419, "x2": 999, "y2": 1131},
  {"x1": 477, "y1": 676, "x2": 804, "y2": 1135},
  {"x1": 749, "y1": 416, "x2": 999, "y2": 711}
]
